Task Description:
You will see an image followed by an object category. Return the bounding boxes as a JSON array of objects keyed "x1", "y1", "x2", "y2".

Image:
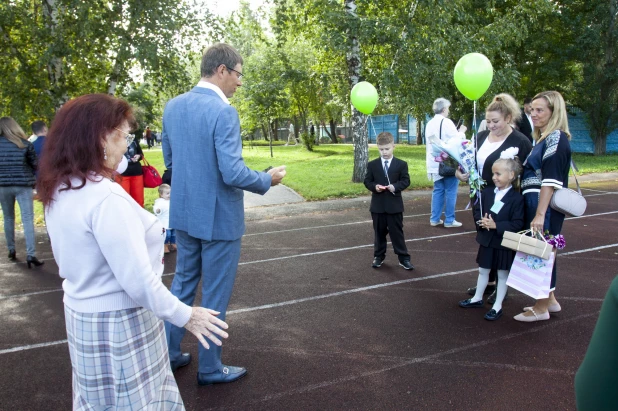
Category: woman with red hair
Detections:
[{"x1": 38, "y1": 94, "x2": 229, "y2": 409}]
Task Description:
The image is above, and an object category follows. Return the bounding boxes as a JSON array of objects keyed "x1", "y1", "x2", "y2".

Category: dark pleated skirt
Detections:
[{"x1": 476, "y1": 245, "x2": 516, "y2": 270}]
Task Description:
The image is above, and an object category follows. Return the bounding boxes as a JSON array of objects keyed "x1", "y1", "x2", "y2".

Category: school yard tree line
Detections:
[{"x1": 1, "y1": 0, "x2": 616, "y2": 167}]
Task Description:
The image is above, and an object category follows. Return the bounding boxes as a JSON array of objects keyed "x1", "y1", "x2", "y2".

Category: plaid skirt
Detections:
[{"x1": 64, "y1": 305, "x2": 185, "y2": 410}]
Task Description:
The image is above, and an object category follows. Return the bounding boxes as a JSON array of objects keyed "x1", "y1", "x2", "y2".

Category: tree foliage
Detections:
[{"x1": 0, "y1": 0, "x2": 217, "y2": 125}]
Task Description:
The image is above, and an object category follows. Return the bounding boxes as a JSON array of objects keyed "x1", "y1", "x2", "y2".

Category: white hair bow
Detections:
[{"x1": 500, "y1": 147, "x2": 519, "y2": 159}]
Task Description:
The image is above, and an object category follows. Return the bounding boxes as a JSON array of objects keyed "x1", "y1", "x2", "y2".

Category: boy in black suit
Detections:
[{"x1": 364, "y1": 132, "x2": 413, "y2": 270}]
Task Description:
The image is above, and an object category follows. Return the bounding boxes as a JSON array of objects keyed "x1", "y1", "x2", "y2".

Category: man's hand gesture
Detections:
[{"x1": 268, "y1": 165, "x2": 286, "y2": 186}]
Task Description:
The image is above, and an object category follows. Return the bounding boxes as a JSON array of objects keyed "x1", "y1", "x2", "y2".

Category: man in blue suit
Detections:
[{"x1": 162, "y1": 43, "x2": 286, "y2": 386}]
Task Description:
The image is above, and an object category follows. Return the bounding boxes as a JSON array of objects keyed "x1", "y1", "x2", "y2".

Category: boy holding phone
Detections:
[{"x1": 363, "y1": 132, "x2": 414, "y2": 270}]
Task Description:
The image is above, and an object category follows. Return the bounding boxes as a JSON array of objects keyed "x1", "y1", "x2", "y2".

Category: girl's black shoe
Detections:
[
  {"x1": 8, "y1": 250, "x2": 16, "y2": 261},
  {"x1": 26, "y1": 256, "x2": 44, "y2": 268}
]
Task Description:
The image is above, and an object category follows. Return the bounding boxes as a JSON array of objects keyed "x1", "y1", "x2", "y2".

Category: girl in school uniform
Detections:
[{"x1": 458, "y1": 148, "x2": 525, "y2": 320}]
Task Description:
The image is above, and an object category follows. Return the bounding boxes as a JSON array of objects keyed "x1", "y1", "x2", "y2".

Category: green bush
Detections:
[{"x1": 300, "y1": 132, "x2": 315, "y2": 151}]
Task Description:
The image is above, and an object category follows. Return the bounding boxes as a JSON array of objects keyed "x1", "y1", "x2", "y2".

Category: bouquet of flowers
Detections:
[
  {"x1": 544, "y1": 231, "x2": 566, "y2": 250},
  {"x1": 428, "y1": 135, "x2": 485, "y2": 197}
]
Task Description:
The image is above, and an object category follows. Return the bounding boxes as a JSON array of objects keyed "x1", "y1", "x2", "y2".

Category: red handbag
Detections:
[{"x1": 141, "y1": 156, "x2": 162, "y2": 188}]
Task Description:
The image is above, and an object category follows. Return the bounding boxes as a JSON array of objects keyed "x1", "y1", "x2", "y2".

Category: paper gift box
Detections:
[
  {"x1": 501, "y1": 230, "x2": 553, "y2": 260},
  {"x1": 507, "y1": 251, "x2": 555, "y2": 299}
]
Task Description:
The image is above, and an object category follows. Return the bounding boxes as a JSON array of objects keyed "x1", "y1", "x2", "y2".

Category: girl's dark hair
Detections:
[{"x1": 37, "y1": 94, "x2": 135, "y2": 207}]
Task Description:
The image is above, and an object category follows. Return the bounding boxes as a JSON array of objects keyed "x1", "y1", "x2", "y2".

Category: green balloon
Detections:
[
  {"x1": 453, "y1": 53, "x2": 494, "y2": 101},
  {"x1": 350, "y1": 81, "x2": 379, "y2": 115}
]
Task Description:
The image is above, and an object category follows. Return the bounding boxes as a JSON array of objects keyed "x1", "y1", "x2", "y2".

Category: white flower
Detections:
[{"x1": 500, "y1": 147, "x2": 519, "y2": 160}]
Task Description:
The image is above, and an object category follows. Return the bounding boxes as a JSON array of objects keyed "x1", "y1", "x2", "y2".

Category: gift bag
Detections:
[
  {"x1": 501, "y1": 230, "x2": 553, "y2": 260},
  {"x1": 142, "y1": 156, "x2": 162, "y2": 188},
  {"x1": 506, "y1": 251, "x2": 555, "y2": 299}
]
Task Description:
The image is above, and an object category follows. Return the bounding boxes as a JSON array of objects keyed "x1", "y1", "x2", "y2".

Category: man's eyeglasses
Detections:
[
  {"x1": 224, "y1": 65, "x2": 243, "y2": 79},
  {"x1": 114, "y1": 128, "x2": 135, "y2": 147}
]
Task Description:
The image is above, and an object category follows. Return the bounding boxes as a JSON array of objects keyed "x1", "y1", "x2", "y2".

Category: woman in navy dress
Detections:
[{"x1": 514, "y1": 91, "x2": 572, "y2": 322}]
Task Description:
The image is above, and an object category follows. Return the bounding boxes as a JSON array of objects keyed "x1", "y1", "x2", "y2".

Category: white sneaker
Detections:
[
  {"x1": 430, "y1": 219, "x2": 444, "y2": 226},
  {"x1": 444, "y1": 220, "x2": 463, "y2": 228}
]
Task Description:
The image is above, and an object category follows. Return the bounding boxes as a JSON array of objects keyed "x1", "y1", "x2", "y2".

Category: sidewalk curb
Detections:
[{"x1": 244, "y1": 172, "x2": 618, "y2": 222}]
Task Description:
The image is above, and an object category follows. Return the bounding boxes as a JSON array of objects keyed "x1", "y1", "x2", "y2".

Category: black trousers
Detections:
[{"x1": 372, "y1": 212, "x2": 410, "y2": 261}]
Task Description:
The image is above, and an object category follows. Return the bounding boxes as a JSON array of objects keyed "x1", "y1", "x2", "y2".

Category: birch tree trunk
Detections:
[
  {"x1": 43, "y1": 0, "x2": 68, "y2": 110},
  {"x1": 345, "y1": 0, "x2": 367, "y2": 183}
]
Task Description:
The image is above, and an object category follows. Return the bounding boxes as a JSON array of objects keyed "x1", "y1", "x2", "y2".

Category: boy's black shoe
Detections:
[
  {"x1": 372, "y1": 257, "x2": 384, "y2": 268},
  {"x1": 399, "y1": 260, "x2": 414, "y2": 270}
]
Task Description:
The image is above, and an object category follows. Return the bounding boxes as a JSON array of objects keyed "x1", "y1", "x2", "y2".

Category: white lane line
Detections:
[
  {"x1": 243, "y1": 207, "x2": 618, "y2": 238},
  {"x1": 230, "y1": 345, "x2": 574, "y2": 375},
  {"x1": 561, "y1": 244, "x2": 618, "y2": 255},
  {"x1": 584, "y1": 193, "x2": 618, "y2": 197},
  {"x1": 244, "y1": 210, "x2": 437, "y2": 237},
  {"x1": 226, "y1": 268, "x2": 477, "y2": 315},
  {"x1": 0, "y1": 339, "x2": 67, "y2": 355},
  {"x1": 1, "y1": 241, "x2": 613, "y2": 355},
  {"x1": 208, "y1": 312, "x2": 597, "y2": 409},
  {"x1": 566, "y1": 210, "x2": 618, "y2": 220},
  {"x1": 222, "y1": 244, "x2": 618, "y2": 316},
  {"x1": 582, "y1": 188, "x2": 616, "y2": 193},
  {"x1": 406, "y1": 359, "x2": 575, "y2": 376},
  {"x1": 0, "y1": 289, "x2": 63, "y2": 300},
  {"x1": 238, "y1": 231, "x2": 475, "y2": 266},
  {"x1": 3, "y1": 239, "x2": 617, "y2": 301}
]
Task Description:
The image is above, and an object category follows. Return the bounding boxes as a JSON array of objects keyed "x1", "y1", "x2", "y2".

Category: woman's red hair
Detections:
[{"x1": 37, "y1": 94, "x2": 135, "y2": 207}]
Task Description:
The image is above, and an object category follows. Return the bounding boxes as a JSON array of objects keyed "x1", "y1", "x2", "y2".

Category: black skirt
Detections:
[{"x1": 476, "y1": 245, "x2": 516, "y2": 270}]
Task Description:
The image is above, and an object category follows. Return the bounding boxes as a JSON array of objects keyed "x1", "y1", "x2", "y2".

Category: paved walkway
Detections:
[{"x1": 244, "y1": 172, "x2": 618, "y2": 221}]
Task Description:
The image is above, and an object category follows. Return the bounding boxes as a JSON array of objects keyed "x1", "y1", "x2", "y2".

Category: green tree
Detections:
[
  {"x1": 0, "y1": 0, "x2": 216, "y2": 125},
  {"x1": 563, "y1": 0, "x2": 618, "y2": 155}
]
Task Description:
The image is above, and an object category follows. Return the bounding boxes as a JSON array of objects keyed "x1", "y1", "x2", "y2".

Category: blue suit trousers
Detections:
[{"x1": 165, "y1": 229, "x2": 241, "y2": 373}]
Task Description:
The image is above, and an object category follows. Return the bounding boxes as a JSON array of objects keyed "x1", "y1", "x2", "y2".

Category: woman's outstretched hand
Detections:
[{"x1": 184, "y1": 307, "x2": 229, "y2": 350}]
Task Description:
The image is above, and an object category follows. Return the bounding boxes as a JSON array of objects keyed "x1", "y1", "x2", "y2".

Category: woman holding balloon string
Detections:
[{"x1": 457, "y1": 93, "x2": 532, "y2": 301}]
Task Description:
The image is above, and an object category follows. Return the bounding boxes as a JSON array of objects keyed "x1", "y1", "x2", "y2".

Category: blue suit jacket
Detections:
[{"x1": 162, "y1": 87, "x2": 271, "y2": 241}]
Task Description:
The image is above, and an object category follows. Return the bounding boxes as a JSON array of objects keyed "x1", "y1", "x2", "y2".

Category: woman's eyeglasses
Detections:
[{"x1": 114, "y1": 128, "x2": 135, "y2": 146}]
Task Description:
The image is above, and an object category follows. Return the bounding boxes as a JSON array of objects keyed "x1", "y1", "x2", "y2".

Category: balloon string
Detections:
[{"x1": 473, "y1": 99, "x2": 482, "y2": 217}]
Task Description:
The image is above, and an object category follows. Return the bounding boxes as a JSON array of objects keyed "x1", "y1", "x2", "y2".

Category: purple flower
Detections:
[
  {"x1": 434, "y1": 156, "x2": 444, "y2": 163},
  {"x1": 545, "y1": 233, "x2": 566, "y2": 250}
]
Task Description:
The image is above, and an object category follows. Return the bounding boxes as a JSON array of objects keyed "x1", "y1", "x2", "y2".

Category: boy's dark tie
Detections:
[{"x1": 383, "y1": 160, "x2": 389, "y2": 176}]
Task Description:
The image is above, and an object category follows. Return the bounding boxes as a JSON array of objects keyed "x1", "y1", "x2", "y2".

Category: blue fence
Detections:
[
  {"x1": 368, "y1": 115, "x2": 399, "y2": 143},
  {"x1": 568, "y1": 107, "x2": 618, "y2": 153}
]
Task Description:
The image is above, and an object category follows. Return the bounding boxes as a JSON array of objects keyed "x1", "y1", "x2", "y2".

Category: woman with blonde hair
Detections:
[
  {"x1": 515, "y1": 90, "x2": 572, "y2": 322},
  {"x1": 0, "y1": 117, "x2": 43, "y2": 267},
  {"x1": 459, "y1": 94, "x2": 532, "y2": 302}
]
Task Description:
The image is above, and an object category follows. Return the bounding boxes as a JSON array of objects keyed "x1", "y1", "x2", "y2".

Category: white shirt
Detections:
[
  {"x1": 381, "y1": 157, "x2": 393, "y2": 184},
  {"x1": 196, "y1": 80, "x2": 230, "y2": 105},
  {"x1": 494, "y1": 185, "x2": 512, "y2": 204},
  {"x1": 476, "y1": 138, "x2": 506, "y2": 175},
  {"x1": 45, "y1": 177, "x2": 191, "y2": 327},
  {"x1": 153, "y1": 198, "x2": 170, "y2": 229},
  {"x1": 425, "y1": 114, "x2": 466, "y2": 179},
  {"x1": 381, "y1": 157, "x2": 392, "y2": 171}
]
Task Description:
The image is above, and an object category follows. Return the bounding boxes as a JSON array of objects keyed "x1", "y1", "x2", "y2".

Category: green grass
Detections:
[{"x1": 2, "y1": 145, "x2": 617, "y2": 229}]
